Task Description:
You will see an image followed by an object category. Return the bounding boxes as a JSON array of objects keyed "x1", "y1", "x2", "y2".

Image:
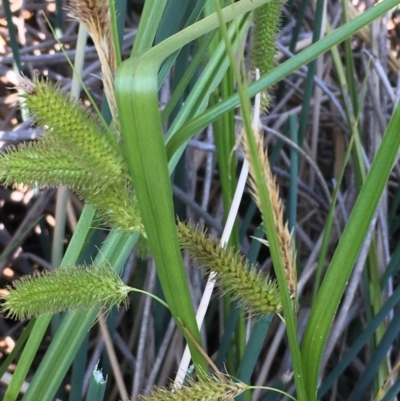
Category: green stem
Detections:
[
  {"x1": 165, "y1": 0, "x2": 400, "y2": 160},
  {"x1": 116, "y1": 0, "x2": 273, "y2": 378}
]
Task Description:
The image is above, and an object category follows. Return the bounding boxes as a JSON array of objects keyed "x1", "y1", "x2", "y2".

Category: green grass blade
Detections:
[
  {"x1": 116, "y1": 0, "x2": 271, "y2": 376},
  {"x1": 212, "y1": 66, "x2": 244, "y2": 371},
  {"x1": 215, "y1": 12, "x2": 306, "y2": 401},
  {"x1": 3, "y1": 0, "x2": 22, "y2": 73},
  {"x1": 212, "y1": 66, "x2": 239, "y2": 237},
  {"x1": 235, "y1": 314, "x2": 274, "y2": 401},
  {"x1": 116, "y1": 56, "x2": 208, "y2": 373},
  {"x1": 380, "y1": 241, "x2": 400, "y2": 286},
  {"x1": 4, "y1": 206, "x2": 96, "y2": 401},
  {"x1": 296, "y1": 0, "x2": 324, "y2": 146},
  {"x1": 86, "y1": 364, "x2": 107, "y2": 401},
  {"x1": 54, "y1": 0, "x2": 63, "y2": 37},
  {"x1": 347, "y1": 310, "x2": 400, "y2": 400},
  {"x1": 380, "y1": 379, "x2": 400, "y2": 401},
  {"x1": 287, "y1": 115, "x2": 299, "y2": 231},
  {"x1": 166, "y1": 16, "x2": 249, "y2": 177},
  {"x1": 157, "y1": 0, "x2": 208, "y2": 92},
  {"x1": 68, "y1": 334, "x2": 89, "y2": 401},
  {"x1": 319, "y1": 284, "x2": 400, "y2": 397},
  {"x1": 301, "y1": 101, "x2": 400, "y2": 399},
  {"x1": 0, "y1": 320, "x2": 34, "y2": 380},
  {"x1": 287, "y1": 0, "x2": 308, "y2": 52},
  {"x1": 161, "y1": 30, "x2": 215, "y2": 123},
  {"x1": 155, "y1": 0, "x2": 199, "y2": 44},
  {"x1": 109, "y1": 0, "x2": 126, "y2": 66},
  {"x1": 165, "y1": 15, "x2": 249, "y2": 142},
  {"x1": 166, "y1": 0, "x2": 400, "y2": 160},
  {"x1": 23, "y1": 310, "x2": 98, "y2": 401},
  {"x1": 4, "y1": 319, "x2": 50, "y2": 401},
  {"x1": 22, "y1": 231, "x2": 137, "y2": 401},
  {"x1": 131, "y1": 0, "x2": 168, "y2": 56}
]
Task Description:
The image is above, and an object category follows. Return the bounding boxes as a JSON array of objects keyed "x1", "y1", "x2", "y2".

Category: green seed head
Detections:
[
  {"x1": 177, "y1": 221, "x2": 282, "y2": 315},
  {"x1": 18, "y1": 77, "x2": 127, "y2": 181},
  {"x1": 138, "y1": 374, "x2": 248, "y2": 401},
  {"x1": 0, "y1": 264, "x2": 131, "y2": 320},
  {"x1": 0, "y1": 138, "x2": 111, "y2": 193},
  {"x1": 250, "y1": 0, "x2": 283, "y2": 109}
]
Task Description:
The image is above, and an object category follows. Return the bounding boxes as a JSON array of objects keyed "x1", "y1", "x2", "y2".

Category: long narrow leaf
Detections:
[
  {"x1": 115, "y1": 0, "x2": 273, "y2": 376},
  {"x1": 301, "y1": 101, "x2": 400, "y2": 399},
  {"x1": 5, "y1": 206, "x2": 96, "y2": 401},
  {"x1": 22, "y1": 231, "x2": 138, "y2": 401},
  {"x1": 166, "y1": 0, "x2": 400, "y2": 160}
]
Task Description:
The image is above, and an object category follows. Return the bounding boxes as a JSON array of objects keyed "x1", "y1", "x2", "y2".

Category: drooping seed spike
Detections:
[
  {"x1": 177, "y1": 220, "x2": 282, "y2": 315},
  {"x1": 241, "y1": 130, "x2": 297, "y2": 300},
  {"x1": 250, "y1": 0, "x2": 284, "y2": 109},
  {"x1": 0, "y1": 138, "x2": 112, "y2": 193},
  {"x1": 17, "y1": 77, "x2": 126, "y2": 181},
  {"x1": 67, "y1": 0, "x2": 118, "y2": 125},
  {"x1": 0, "y1": 264, "x2": 131, "y2": 320},
  {"x1": 138, "y1": 374, "x2": 248, "y2": 401}
]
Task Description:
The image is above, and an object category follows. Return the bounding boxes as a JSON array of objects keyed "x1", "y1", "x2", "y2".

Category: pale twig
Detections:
[
  {"x1": 131, "y1": 261, "x2": 157, "y2": 399},
  {"x1": 68, "y1": 0, "x2": 119, "y2": 128},
  {"x1": 98, "y1": 316, "x2": 129, "y2": 401},
  {"x1": 144, "y1": 318, "x2": 176, "y2": 395},
  {"x1": 174, "y1": 71, "x2": 261, "y2": 388},
  {"x1": 0, "y1": 372, "x2": 63, "y2": 401}
]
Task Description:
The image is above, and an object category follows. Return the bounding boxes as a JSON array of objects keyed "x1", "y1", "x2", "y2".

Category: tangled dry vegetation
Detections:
[{"x1": 1, "y1": 0, "x2": 400, "y2": 400}]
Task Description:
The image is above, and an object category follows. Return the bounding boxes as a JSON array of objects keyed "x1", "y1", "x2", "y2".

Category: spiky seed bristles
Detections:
[
  {"x1": 17, "y1": 77, "x2": 125, "y2": 180},
  {"x1": 138, "y1": 374, "x2": 248, "y2": 401},
  {"x1": 67, "y1": 0, "x2": 115, "y2": 73},
  {"x1": 0, "y1": 138, "x2": 145, "y2": 234},
  {"x1": 0, "y1": 264, "x2": 131, "y2": 319},
  {"x1": 89, "y1": 183, "x2": 145, "y2": 234},
  {"x1": 242, "y1": 131, "x2": 297, "y2": 299},
  {"x1": 250, "y1": 0, "x2": 284, "y2": 109},
  {"x1": 67, "y1": 0, "x2": 118, "y2": 125},
  {"x1": 15, "y1": 75, "x2": 35, "y2": 94},
  {"x1": 0, "y1": 138, "x2": 113, "y2": 193},
  {"x1": 134, "y1": 235, "x2": 151, "y2": 259},
  {"x1": 177, "y1": 221, "x2": 282, "y2": 315},
  {"x1": 7, "y1": 77, "x2": 146, "y2": 234}
]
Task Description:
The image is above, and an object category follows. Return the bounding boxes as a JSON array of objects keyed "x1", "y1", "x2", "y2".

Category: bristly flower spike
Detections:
[
  {"x1": 250, "y1": 0, "x2": 284, "y2": 110},
  {"x1": 176, "y1": 220, "x2": 282, "y2": 315},
  {"x1": 16, "y1": 76, "x2": 126, "y2": 182},
  {"x1": 241, "y1": 129, "x2": 297, "y2": 300},
  {"x1": 137, "y1": 374, "x2": 248, "y2": 401},
  {"x1": 0, "y1": 265, "x2": 131, "y2": 319},
  {"x1": 67, "y1": 0, "x2": 119, "y2": 126},
  {"x1": 6, "y1": 77, "x2": 146, "y2": 234},
  {"x1": 0, "y1": 137, "x2": 110, "y2": 193}
]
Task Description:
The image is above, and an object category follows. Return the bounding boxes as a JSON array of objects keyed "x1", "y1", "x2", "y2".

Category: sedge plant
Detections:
[
  {"x1": 1, "y1": 1, "x2": 283, "y2": 399},
  {"x1": 2, "y1": 0, "x2": 400, "y2": 400}
]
